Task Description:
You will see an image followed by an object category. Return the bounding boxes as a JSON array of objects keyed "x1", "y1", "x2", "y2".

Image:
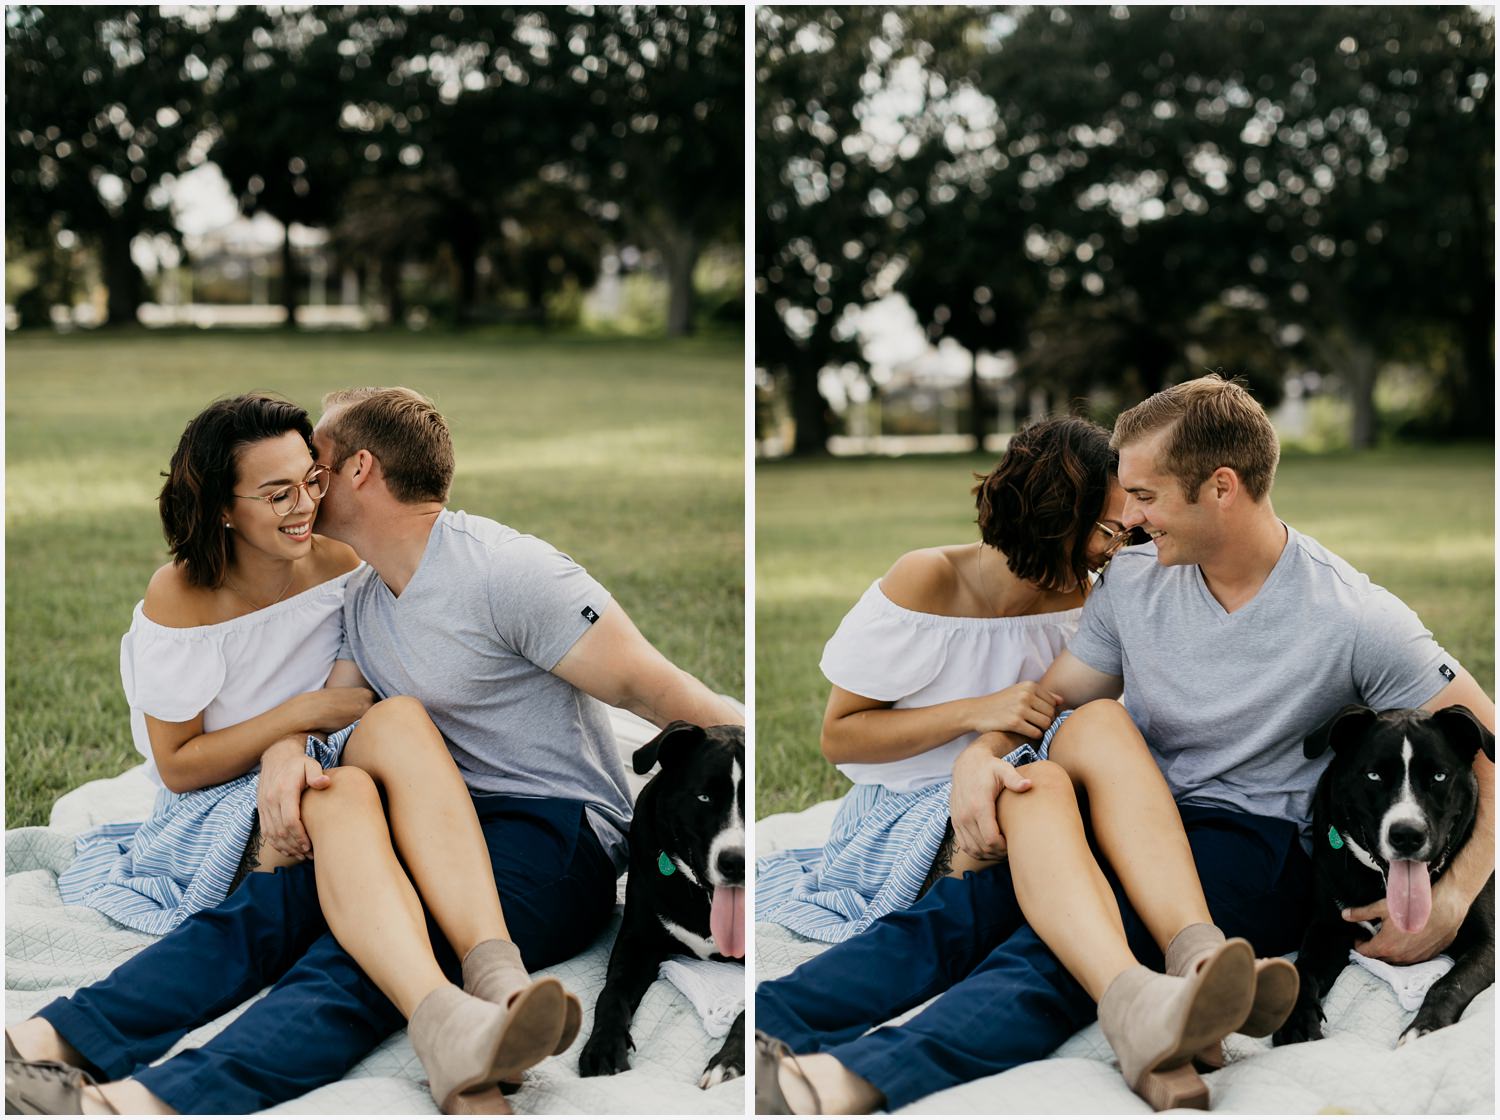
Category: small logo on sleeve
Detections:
[
  {"x1": 1439, "y1": 664, "x2": 1455, "y2": 682},
  {"x1": 582, "y1": 606, "x2": 599, "y2": 624}
]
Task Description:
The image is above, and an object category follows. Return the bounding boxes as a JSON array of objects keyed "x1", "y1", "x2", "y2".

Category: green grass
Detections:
[
  {"x1": 5, "y1": 329, "x2": 745, "y2": 826},
  {"x1": 756, "y1": 445, "x2": 1495, "y2": 818}
]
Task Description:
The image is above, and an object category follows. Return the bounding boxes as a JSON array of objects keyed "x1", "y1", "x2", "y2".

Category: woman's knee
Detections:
[
  {"x1": 1048, "y1": 700, "x2": 1136, "y2": 766},
  {"x1": 1000, "y1": 760, "x2": 1074, "y2": 808},
  {"x1": 345, "y1": 696, "x2": 445, "y2": 767},
  {"x1": 302, "y1": 765, "x2": 381, "y2": 822}
]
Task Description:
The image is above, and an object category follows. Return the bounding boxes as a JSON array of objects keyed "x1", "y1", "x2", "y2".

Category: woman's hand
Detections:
[
  {"x1": 293, "y1": 687, "x2": 376, "y2": 733},
  {"x1": 966, "y1": 681, "x2": 1063, "y2": 737},
  {"x1": 257, "y1": 737, "x2": 331, "y2": 860},
  {"x1": 949, "y1": 737, "x2": 1034, "y2": 860}
]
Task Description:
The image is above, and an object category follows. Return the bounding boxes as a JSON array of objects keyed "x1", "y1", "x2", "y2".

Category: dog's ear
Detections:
[
  {"x1": 1432, "y1": 705, "x2": 1496, "y2": 765},
  {"x1": 1305, "y1": 704, "x2": 1378, "y2": 759},
  {"x1": 632, "y1": 721, "x2": 707, "y2": 775}
]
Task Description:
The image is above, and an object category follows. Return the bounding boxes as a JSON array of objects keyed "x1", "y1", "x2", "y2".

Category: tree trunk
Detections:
[
  {"x1": 661, "y1": 225, "x2": 700, "y2": 338},
  {"x1": 280, "y1": 224, "x2": 299, "y2": 330},
  {"x1": 1344, "y1": 338, "x2": 1378, "y2": 450},
  {"x1": 383, "y1": 254, "x2": 405, "y2": 327},
  {"x1": 790, "y1": 354, "x2": 831, "y2": 456},
  {"x1": 99, "y1": 225, "x2": 143, "y2": 327},
  {"x1": 451, "y1": 238, "x2": 479, "y2": 327},
  {"x1": 968, "y1": 349, "x2": 986, "y2": 451},
  {"x1": 1449, "y1": 310, "x2": 1495, "y2": 439}
]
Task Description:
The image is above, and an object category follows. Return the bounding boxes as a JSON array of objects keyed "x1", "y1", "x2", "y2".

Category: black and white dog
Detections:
[
  {"x1": 579, "y1": 721, "x2": 746, "y2": 1086},
  {"x1": 1274, "y1": 704, "x2": 1495, "y2": 1047}
]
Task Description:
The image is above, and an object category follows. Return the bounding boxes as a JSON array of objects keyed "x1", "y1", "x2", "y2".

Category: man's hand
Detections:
[
  {"x1": 949, "y1": 739, "x2": 1033, "y2": 861},
  {"x1": 1344, "y1": 879, "x2": 1469, "y2": 964},
  {"x1": 257, "y1": 736, "x2": 330, "y2": 860}
]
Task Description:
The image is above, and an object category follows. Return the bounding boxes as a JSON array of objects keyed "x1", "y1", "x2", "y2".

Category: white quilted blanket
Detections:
[
  {"x1": 5, "y1": 706, "x2": 744, "y2": 1114},
  {"x1": 757, "y1": 801, "x2": 1495, "y2": 1114}
]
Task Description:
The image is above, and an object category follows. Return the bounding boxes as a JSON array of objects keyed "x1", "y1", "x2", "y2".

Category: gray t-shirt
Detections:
[
  {"x1": 339, "y1": 509, "x2": 633, "y2": 868},
  {"x1": 1069, "y1": 524, "x2": 1455, "y2": 831}
]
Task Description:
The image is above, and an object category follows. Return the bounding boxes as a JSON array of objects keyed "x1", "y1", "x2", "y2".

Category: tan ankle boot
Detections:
[
  {"x1": 462, "y1": 939, "x2": 583, "y2": 1057},
  {"x1": 1166, "y1": 923, "x2": 1300, "y2": 1044},
  {"x1": 1097, "y1": 939, "x2": 1254, "y2": 1111},
  {"x1": 408, "y1": 983, "x2": 566, "y2": 1113}
]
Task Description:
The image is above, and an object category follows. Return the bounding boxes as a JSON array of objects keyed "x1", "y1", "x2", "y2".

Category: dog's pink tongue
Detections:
[
  {"x1": 710, "y1": 885, "x2": 745, "y2": 959},
  {"x1": 1387, "y1": 860, "x2": 1432, "y2": 933}
]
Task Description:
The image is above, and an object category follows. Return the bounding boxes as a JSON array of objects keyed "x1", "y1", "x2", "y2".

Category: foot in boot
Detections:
[
  {"x1": 463, "y1": 939, "x2": 582, "y2": 1056},
  {"x1": 1166, "y1": 924, "x2": 1299, "y2": 1039},
  {"x1": 1098, "y1": 943, "x2": 1254, "y2": 1111},
  {"x1": 409, "y1": 983, "x2": 566, "y2": 1112}
]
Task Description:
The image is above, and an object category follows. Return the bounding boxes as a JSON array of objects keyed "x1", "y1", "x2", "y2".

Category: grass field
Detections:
[
  {"x1": 757, "y1": 445, "x2": 1496, "y2": 818},
  {"x1": 5, "y1": 329, "x2": 745, "y2": 826}
]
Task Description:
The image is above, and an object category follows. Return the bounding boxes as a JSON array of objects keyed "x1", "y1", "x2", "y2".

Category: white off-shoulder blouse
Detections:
[{"x1": 819, "y1": 578, "x2": 1082, "y2": 794}]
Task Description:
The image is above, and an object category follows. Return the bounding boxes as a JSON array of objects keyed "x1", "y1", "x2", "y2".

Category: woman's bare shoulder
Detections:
[
  {"x1": 143, "y1": 562, "x2": 216, "y2": 628},
  {"x1": 312, "y1": 536, "x2": 362, "y2": 578},
  {"x1": 879, "y1": 547, "x2": 965, "y2": 614}
]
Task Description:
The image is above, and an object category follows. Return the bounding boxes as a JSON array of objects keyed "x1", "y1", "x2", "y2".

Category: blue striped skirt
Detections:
[
  {"x1": 57, "y1": 724, "x2": 357, "y2": 935},
  {"x1": 756, "y1": 713, "x2": 1069, "y2": 944}
]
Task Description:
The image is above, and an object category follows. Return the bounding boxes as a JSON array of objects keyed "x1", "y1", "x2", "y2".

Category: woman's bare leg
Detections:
[
  {"x1": 995, "y1": 760, "x2": 1138, "y2": 1001},
  {"x1": 1046, "y1": 700, "x2": 1213, "y2": 953},
  {"x1": 777, "y1": 761, "x2": 1141, "y2": 1113},
  {"x1": 338, "y1": 697, "x2": 509, "y2": 959},
  {"x1": 300, "y1": 765, "x2": 448, "y2": 1017}
]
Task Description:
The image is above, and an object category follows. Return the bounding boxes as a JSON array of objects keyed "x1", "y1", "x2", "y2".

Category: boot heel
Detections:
[
  {"x1": 1134, "y1": 1064, "x2": 1210, "y2": 1111},
  {"x1": 1193, "y1": 1041, "x2": 1224, "y2": 1072},
  {"x1": 442, "y1": 1084, "x2": 514, "y2": 1115}
]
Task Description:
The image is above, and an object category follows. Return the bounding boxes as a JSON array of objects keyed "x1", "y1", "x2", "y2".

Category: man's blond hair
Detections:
[
  {"x1": 1112, "y1": 375, "x2": 1279, "y2": 501},
  {"x1": 320, "y1": 386, "x2": 454, "y2": 503}
]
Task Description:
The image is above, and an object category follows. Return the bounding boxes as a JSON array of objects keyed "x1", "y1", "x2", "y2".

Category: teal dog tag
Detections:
[
  {"x1": 1328, "y1": 825, "x2": 1345, "y2": 850},
  {"x1": 657, "y1": 850, "x2": 676, "y2": 876}
]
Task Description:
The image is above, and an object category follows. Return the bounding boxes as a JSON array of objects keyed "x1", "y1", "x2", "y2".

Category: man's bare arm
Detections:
[{"x1": 551, "y1": 604, "x2": 743, "y2": 728}]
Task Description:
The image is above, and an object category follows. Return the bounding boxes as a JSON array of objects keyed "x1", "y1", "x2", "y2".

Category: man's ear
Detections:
[
  {"x1": 1432, "y1": 705, "x2": 1496, "y2": 765},
  {"x1": 347, "y1": 448, "x2": 375, "y2": 487},
  {"x1": 632, "y1": 721, "x2": 706, "y2": 775},
  {"x1": 1305, "y1": 704, "x2": 1378, "y2": 759},
  {"x1": 1210, "y1": 466, "x2": 1240, "y2": 506}
]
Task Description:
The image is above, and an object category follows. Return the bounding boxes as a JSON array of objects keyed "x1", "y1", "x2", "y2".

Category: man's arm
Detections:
[
  {"x1": 948, "y1": 651, "x2": 1125, "y2": 859},
  {"x1": 551, "y1": 604, "x2": 743, "y2": 728},
  {"x1": 1346, "y1": 667, "x2": 1495, "y2": 963}
]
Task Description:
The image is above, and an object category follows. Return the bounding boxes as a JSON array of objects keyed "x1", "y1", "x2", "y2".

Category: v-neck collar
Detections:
[{"x1": 1192, "y1": 522, "x2": 1294, "y2": 620}]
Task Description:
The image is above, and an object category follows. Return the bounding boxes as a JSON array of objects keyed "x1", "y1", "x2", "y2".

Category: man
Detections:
[
  {"x1": 8, "y1": 387, "x2": 742, "y2": 1114},
  {"x1": 757, "y1": 375, "x2": 1493, "y2": 1112}
]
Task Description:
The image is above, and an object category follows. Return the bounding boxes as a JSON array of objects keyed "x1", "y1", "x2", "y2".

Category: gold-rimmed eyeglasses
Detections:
[
  {"x1": 234, "y1": 465, "x2": 331, "y2": 517},
  {"x1": 1095, "y1": 522, "x2": 1135, "y2": 556}
]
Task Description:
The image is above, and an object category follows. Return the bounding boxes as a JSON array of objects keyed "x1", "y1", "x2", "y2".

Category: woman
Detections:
[
  {"x1": 756, "y1": 417, "x2": 1296, "y2": 1111},
  {"x1": 8, "y1": 394, "x2": 574, "y2": 1114}
]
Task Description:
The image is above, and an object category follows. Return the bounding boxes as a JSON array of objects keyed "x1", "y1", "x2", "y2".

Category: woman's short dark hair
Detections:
[
  {"x1": 973, "y1": 415, "x2": 1117, "y2": 593},
  {"x1": 159, "y1": 393, "x2": 314, "y2": 588}
]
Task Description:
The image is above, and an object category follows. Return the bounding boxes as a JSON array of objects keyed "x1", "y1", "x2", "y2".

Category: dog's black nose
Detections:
[
  {"x1": 715, "y1": 848, "x2": 745, "y2": 884},
  {"x1": 1387, "y1": 821, "x2": 1427, "y2": 857}
]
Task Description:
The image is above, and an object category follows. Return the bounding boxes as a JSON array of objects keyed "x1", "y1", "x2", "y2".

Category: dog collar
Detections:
[
  {"x1": 657, "y1": 850, "x2": 676, "y2": 877},
  {"x1": 1327, "y1": 825, "x2": 1345, "y2": 850}
]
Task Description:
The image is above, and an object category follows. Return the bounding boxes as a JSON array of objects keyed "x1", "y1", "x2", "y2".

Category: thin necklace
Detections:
[
  {"x1": 979, "y1": 545, "x2": 1044, "y2": 618},
  {"x1": 223, "y1": 565, "x2": 296, "y2": 612}
]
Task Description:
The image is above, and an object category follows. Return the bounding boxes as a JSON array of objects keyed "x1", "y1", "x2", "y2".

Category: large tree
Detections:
[
  {"x1": 6, "y1": 7, "x2": 202, "y2": 326},
  {"x1": 202, "y1": 7, "x2": 368, "y2": 328},
  {"x1": 571, "y1": 6, "x2": 744, "y2": 336}
]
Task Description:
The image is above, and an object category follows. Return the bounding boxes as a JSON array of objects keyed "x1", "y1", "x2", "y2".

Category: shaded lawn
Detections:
[
  {"x1": 757, "y1": 445, "x2": 1495, "y2": 818},
  {"x1": 6, "y1": 329, "x2": 745, "y2": 826}
]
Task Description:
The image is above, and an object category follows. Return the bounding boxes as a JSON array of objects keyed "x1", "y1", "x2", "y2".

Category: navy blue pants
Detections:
[
  {"x1": 39, "y1": 794, "x2": 618, "y2": 1113},
  {"x1": 756, "y1": 805, "x2": 1314, "y2": 1110}
]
